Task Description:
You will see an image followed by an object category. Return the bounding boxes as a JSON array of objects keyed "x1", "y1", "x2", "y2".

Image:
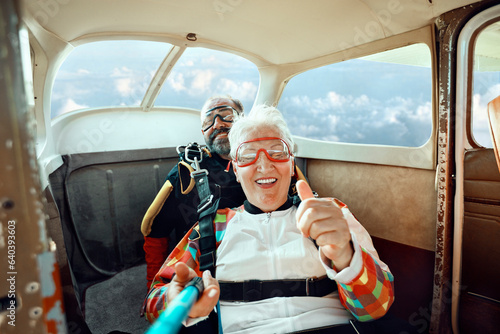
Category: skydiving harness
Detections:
[
  {"x1": 179, "y1": 142, "x2": 214, "y2": 213},
  {"x1": 177, "y1": 142, "x2": 220, "y2": 276},
  {"x1": 177, "y1": 142, "x2": 337, "y2": 304}
]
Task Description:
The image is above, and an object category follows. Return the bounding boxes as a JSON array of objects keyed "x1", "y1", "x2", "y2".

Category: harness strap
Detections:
[
  {"x1": 218, "y1": 275, "x2": 337, "y2": 302},
  {"x1": 289, "y1": 322, "x2": 358, "y2": 334},
  {"x1": 177, "y1": 142, "x2": 219, "y2": 275},
  {"x1": 197, "y1": 198, "x2": 220, "y2": 276}
]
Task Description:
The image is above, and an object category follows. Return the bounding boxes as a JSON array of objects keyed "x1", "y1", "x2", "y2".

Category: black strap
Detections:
[
  {"x1": 197, "y1": 198, "x2": 220, "y2": 276},
  {"x1": 192, "y1": 169, "x2": 213, "y2": 213},
  {"x1": 290, "y1": 322, "x2": 358, "y2": 334},
  {"x1": 178, "y1": 142, "x2": 219, "y2": 275},
  {"x1": 184, "y1": 143, "x2": 213, "y2": 213},
  {"x1": 219, "y1": 275, "x2": 337, "y2": 302}
]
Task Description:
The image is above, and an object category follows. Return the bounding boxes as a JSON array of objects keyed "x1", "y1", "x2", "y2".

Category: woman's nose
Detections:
[{"x1": 254, "y1": 151, "x2": 273, "y2": 169}]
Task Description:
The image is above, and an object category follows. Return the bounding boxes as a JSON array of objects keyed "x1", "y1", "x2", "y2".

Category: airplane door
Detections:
[
  {"x1": 454, "y1": 4, "x2": 500, "y2": 333},
  {"x1": 0, "y1": 1, "x2": 66, "y2": 333}
]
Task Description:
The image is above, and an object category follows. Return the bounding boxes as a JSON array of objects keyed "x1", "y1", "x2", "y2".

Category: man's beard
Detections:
[{"x1": 206, "y1": 128, "x2": 231, "y2": 157}]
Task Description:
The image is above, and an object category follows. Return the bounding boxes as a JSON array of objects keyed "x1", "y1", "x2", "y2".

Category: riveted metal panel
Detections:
[{"x1": 0, "y1": 1, "x2": 66, "y2": 333}]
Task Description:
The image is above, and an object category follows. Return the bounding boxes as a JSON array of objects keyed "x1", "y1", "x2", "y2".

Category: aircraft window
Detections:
[
  {"x1": 51, "y1": 41, "x2": 173, "y2": 118},
  {"x1": 472, "y1": 20, "x2": 500, "y2": 148},
  {"x1": 278, "y1": 43, "x2": 432, "y2": 147},
  {"x1": 154, "y1": 47, "x2": 259, "y2": 112}
]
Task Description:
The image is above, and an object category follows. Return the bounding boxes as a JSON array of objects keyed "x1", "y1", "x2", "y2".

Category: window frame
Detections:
[
  {"x1": 278, "y1": 43, "x2": 433, "y2": 148},
  {"x1": 468, "y1": 18, "x2": 500, "y2": 148},
  {"x1": 271, "y1": 25, "x2": 437, "y2": 170}
]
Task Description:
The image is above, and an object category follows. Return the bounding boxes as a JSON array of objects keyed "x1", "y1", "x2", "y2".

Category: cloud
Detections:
[
  {"x1": 216, "y1": 79, "x2": 258, "y2": 101},
  {"x1": 57, "y1": 98, "x2": 88, "y2": 117},
  {"x1": 77, "y1": 69, "x2": 90, "y2": 75},
  {"x1": 167, "y1": 72, "x2": 186, "y2": 92},
  {"x1": 414, "y1": 101, "x2": 432, "y2": 120},
  {"x1": 327, "y1": 91, "x2": 346, "y2": 108},
  {"x1": 115, "y1": 78, "x2": 134, "y2": 96},
  {"x1": 191, "y1": 69, "x2": 215, "y2": 93},
  {"x1": 51, "y1": 86, "x2": 92, "y2": 102},
  {"x1": 353, "y1": 95, "x2": 370, "y2": 107},
  {"x1": 280, "y1": 90, "x2": 433, "y2": 146},
  {"x1": 327, "y1": 114, "x2": 339, "y2": 131},
  {"x1": 54, "y1": 68, "x2": 91, "y2": 80},
  {"x1": 473, "y1": 84, "x2": 500, "y2": 123},
  {"x1": 472, "y1": 91, "x2": 495, "y2": 147},
  {"x1": 111, "y1": 66, "x2": 133, "y2": 77},
  {"x1": 111, "y1": 66, "x2": 151, "y2": 99}
]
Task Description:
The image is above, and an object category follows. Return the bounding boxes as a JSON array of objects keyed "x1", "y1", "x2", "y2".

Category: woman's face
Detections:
[{"x1": 233, "y1": 127, "x2": 294, "y2": 212}]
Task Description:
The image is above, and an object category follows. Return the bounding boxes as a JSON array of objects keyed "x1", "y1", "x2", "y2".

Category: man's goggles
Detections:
[
  {"x1": 202, "y1": 105, "x2": 240, "y2": 132},
  {"x1": 234, "y1": 137, "x2": 292, "y2": 167}
]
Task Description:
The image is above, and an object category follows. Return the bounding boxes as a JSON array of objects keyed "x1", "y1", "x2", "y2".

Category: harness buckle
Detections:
[
  {"x1": 177, "y1": 142, "x2": 204, "y2": 167},
  {"x1": 197, "y1": 194, "x2": 214, "y2": 213},
  {"x1": 305, "y1": 276, "x2": 318, "y2": 296}
]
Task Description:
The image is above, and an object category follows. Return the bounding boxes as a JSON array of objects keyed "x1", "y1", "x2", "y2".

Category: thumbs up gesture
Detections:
[{"x1": 295, "y1": 180, "x2": 354, "y2": 271}]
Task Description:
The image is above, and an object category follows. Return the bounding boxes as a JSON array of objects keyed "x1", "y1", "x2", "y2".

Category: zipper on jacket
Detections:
[
  {"x1": 266, "y1": 212, "x2": 279, "y2": 279},
  {"x1": 264, "y1": 212, "x2": 271, "y2": 224}
]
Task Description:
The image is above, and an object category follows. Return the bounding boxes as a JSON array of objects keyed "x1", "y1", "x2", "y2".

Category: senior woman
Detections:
[{"x1": 144, "y1": 105, "x2": 395, "y2": 334}]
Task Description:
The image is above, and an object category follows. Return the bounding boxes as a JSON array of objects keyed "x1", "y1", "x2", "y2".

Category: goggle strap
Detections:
[
  {"x1": 202, "y1": 107, "x2": 238, "y2": 132},
  {"x1": 204, "y1": 105, "x2": 234, "y2": 115}
]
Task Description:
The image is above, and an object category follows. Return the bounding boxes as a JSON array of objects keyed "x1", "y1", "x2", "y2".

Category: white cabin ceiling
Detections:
[{"x1": 23, "y1": 0, "x2": 482, "y2": 65}]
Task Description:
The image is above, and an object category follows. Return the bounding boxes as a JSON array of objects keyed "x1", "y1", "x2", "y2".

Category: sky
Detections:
[
  {"x1": 51, "y1": 41, "x2": 496, "y2": 148},
  {"x1": 278, "y1": 59, "x2": 433, "y2": 147}
]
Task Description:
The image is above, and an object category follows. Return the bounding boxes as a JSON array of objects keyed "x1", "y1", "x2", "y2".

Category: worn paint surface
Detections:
[
  {"x1": 431, "y1": 2, "x2": 498, "y2": 333},
  {"x1": 432, "y1": 7, "x2": 459, "y2": 334},
  {"x1": 0, "y1": 1, "x2": 67, "y2": 333},
  {"x1": 38, "y1": 252, "x2": 66, "y2": 334}
]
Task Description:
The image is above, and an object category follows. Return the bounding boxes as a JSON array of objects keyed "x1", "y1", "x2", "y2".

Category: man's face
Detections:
[{"x1": 201, "y1": 98, "x2": 240, "y2": 158}]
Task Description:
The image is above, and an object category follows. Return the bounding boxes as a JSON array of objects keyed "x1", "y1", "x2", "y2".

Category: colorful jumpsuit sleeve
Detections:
[
  {"x1": 321, "y1": 199, "x2": 395, "y2": 322},
  {"x1": 143, "y1": 223, "x2": 202, "y2": 323},
  {"x1": 143, "y1": 208, "x2": 234, "y2": 323}
]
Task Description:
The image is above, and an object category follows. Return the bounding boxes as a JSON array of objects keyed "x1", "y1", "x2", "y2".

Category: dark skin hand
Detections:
[
  {"x1": 295, "y1": 180, "x2": 354, "y2": 271},
  {"x1": 166, "y1": 262, "x2": 220, "y2": 318}
]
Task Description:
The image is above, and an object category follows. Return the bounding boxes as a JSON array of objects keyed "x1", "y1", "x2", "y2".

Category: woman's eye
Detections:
[
  {"x1": 269, "y1": 151, "x2": 286, "y2": 159},
  {"x1": 240, "y1": 153, "x2": 256, "y2": 162}
]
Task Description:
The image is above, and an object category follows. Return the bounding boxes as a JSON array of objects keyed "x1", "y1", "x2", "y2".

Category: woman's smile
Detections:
[{"x1": 255, "y1": 177, "x2": 278, "y2": 188}]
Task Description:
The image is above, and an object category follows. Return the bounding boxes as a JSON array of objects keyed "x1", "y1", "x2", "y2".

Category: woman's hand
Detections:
[
  {"x1": 295, "y1": 180, "x2": 354, "y2": 271},
  {"x1": 167, "y1": 262, "x2": 220, "y2": 318}
]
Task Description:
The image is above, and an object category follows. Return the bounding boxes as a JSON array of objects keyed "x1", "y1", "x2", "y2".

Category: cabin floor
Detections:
[{"x1": 84, "y1": 264, "x2": 150, "y2": 334}]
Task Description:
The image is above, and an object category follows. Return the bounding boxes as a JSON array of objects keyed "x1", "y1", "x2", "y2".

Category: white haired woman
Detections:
[{"x1": 144, "y1": 105, "x2": 397, "y2": 334}]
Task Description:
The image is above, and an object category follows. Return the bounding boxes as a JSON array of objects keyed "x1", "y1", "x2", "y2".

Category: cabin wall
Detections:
[
  {"x1": 307, "y1": 159, "x2": 437, "y2": 328},
  {"x1": 308, "y1": 160, "x2": 437, "y2": 251}
]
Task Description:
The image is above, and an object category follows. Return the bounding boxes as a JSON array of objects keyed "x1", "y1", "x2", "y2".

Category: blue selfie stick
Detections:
[{"x1": 146, "y1": 277, "x2": 204, "y2": 334}]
